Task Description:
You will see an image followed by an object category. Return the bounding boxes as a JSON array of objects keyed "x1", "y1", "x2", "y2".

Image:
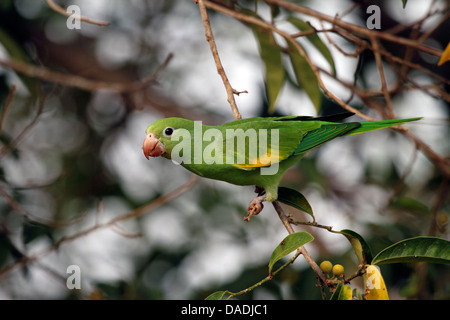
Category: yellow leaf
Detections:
[
  {"x1": 340, "y1": 285, "x2": 353, "y2": 300},
  {"x1": 364, "y1": 265, "x2": 389, "y2": 300},
  {"x1": 438, "y1": 42, "x2": 450, "y2": 66}
]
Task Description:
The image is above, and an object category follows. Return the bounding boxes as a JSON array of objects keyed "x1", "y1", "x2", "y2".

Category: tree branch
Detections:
[
  {"x1": 370, "y1": 36, "x2": 395, "y2": 118},
  {"x1": 203, "y1": 0, "x2": 372, "y2": 120},
  {"x1": 0, "y1": 53, "x2": 173, "y2": 93},
  {"x1": 0, "y1": 85, "x2": 16, "y2": 135},
  {"x1": 45, "y1": 0, "x2": 110, "y2": 26},
  {"x1": 272, "y1": 201, "x2": 328, "y2": 284},
  {"x1": 264, "y1": 0, "x2": 443, "y2": 57},
  {"x1": 196, "y1": 0, "x2": 243, "y2": 121},
  {"x1": 0, "y1": 175, "x2": 199, "y2": 280}
]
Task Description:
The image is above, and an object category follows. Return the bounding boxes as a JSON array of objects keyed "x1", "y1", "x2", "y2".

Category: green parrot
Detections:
[{"x1": 143, "y1": 113, "x2": 420, "y2": 220}]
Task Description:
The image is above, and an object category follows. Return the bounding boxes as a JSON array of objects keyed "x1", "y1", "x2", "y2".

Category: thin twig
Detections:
[
  {"x1": 0, "y1": 53, "x2": 173, "y2": 93},
  {"x1": 429, "y1": 179, "x2": 449, "y2": 236},
  {"x1": 0, "y1": 85, "x2": 16, "y2": 135},
  {"x1": 264, "y1": 0, "x2": 443, "y2": 57},
  {"x1": 0, "y1": 175, "x2": 199, "y2": 280},
  {"x1": 0, "y1": 91, "x2": 46, "y2": 159},
  {"x1": 273, "y1": 201, "x2": 327, "y2": 284},
  {"x1": 225, "y1": 249, "x2": 303, "y2": 299},
  {"x1": 204, "y1": 0, "x2": 372, "y2": 121},
  {"x1": 196, "y1": 0, "x2": 242, "y2": 121},
  {"x1": 45, "y1": 0, "x2": 110, "y2": 26},
  {"x1": 384, "y1": 147, "x2": 419, "y2": 208},
  {"x1": 329, "y1": 26, "x2": 450, "y2": 87},
  {"x1": 0, "y1": 186, "x2": 87, "y2": 228},
  {"x1": 370, "y1": 37, "x2": 394, "y2": 118},
  {"x1": 404, "y1": 131, "x2": 450, "y2": 179}
]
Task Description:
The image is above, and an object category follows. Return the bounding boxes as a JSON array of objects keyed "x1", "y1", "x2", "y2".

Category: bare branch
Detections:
[
  {"x1": 264, "y1": 0, "x2": 443, "y2": 57},
  {"x1": 0, "y1": 53, "x2": 173, "y2": 94},
  {"x1": 0, "y1": 186, "x2": 87, "y2": 228},
  {"x1": 0, "y1": 85, "x2": 16, "y2": 135},
  {"x1": 203, "y1": 0, "x2": 373, "y2": 120},
  {"x1": 370, "y1": 37, "x2": 394, "y2": 118},
  {"x1": 196, "y1": 0, "x2": 243, "y2": 120},
  {"x1": 0, "y1": 175, "x2": 199, "y2": 280},
  {"x1": 0, "y1": 91, "x2": 46, "y2": 159},
  {"x1": 272, "y1": 201, "x2": 328, "y2": 284}
]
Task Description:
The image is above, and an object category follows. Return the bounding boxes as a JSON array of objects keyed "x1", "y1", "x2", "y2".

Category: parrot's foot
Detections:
[
  {"x1": 244, "y1": 195, "x2": 266, "y2": 222},
  {"x1": 254, "y1": 186, "x2": 264, "y2": 194}
]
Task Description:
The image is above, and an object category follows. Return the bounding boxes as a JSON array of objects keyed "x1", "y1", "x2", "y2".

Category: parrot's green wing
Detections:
[
  {"x1": 218, "y1": 117, "x2": 306, "y2": 170},
  {"x1": 221, "y1": 116, "x2": 359, "y2": 170}
]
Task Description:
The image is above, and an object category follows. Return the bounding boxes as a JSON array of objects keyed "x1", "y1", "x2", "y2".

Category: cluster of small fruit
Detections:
[{"x1": 319, "y1": 260, "x2": 344, "y2": 277}]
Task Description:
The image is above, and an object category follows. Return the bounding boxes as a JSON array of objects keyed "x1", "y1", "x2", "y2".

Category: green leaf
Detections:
[
  {"x1": 287, "y1": 17, "x2": 336, "y2": 75},
  {"x1": 277, "y1": 187, "x2": 314, "y2": 221},
  {"x1": 252, "y1": 25, "x2": 285, "y2": 114},
  {"x1": 339, "y1": 229, "x2": 373, "y2": 264},
  {"x1": 372, "y1": 236, "x2": 450, "y2": 266},
  {"x1": 389, "y1": 196, "x2": 429, "y2": 214},
  {"x1": 287, "y1": 41, "x2": 322, "y2": 112},
  {"x1": 269, "y1": 4, "x2": 280, "y2": 19},
  {"x1": 339, "y1": 284, "x2": 352, "y2": 300},
  {"x1": 402, "y1": 0, "x2": 407, "y2": 8},
  {"x1": 205, "y1": 291, "x2": 227, "y2": 300},
  {"x1": 330, "y1": 282, "x2": 352, "y2": 300},
  {"x1": 268, "y1": 231, "x2": 314, "y2": 273}
]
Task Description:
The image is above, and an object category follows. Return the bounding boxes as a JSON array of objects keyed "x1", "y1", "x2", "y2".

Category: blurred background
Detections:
[{"x1": 0, "y1": 0, "x2": 448, "y2": 299}]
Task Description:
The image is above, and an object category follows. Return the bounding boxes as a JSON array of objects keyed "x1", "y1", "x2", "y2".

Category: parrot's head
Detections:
[{"x1": 143, "y1": 117, "x2": 195, "y2": 160}]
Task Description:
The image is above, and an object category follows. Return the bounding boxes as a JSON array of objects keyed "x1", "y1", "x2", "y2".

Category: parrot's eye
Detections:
[{"x1": 163, "y1": 127, "x2": 174, "y2": 138}]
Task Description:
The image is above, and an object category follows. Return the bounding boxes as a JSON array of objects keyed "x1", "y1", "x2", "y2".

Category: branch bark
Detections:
[
  {"x1": 197, "y1": 0, "x2": 243, "y2": 121},
  {"x1": 264, "y1": 0, "x2": 443, "y2": 57},
  {"x1": 45, "y1": 0, "x2": 110, "y2": 26},
  {"x1": 0, "y1": 175, "x2": 199, "y2": 280},
  {"x1": 272, "y1": 201, "x2": 328, "y2": 284},
  {"x1": 0, "y1": 53, "x2": 173, "y2": 93}
]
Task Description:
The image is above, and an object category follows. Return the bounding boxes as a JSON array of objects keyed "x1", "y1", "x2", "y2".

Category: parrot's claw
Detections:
[
  {"x1": 254, "y1": 186, "x2": 264, "y2": 195},
  {"x1": 244, "y1": 195, "x2": 266, "y2": 222}
]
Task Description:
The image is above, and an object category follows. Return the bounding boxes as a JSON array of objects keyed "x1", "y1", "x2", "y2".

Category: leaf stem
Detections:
[
  {"x1": 272, "y1": 201, "x2": 328, "y2": 284},
  {"x1": 225, "y1": 250, "x2": 302, "y2": 299}
]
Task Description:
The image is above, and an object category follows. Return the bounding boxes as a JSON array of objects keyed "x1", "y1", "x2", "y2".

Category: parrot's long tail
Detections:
[
  {"x1": 347, "y1": 117, "x2": 422, "y2": 136},
  {"x1": 294, "y1": 116, "x2": 422, "y2": 155}
]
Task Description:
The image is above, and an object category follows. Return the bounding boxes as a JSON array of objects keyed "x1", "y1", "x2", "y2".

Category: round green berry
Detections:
[
  {"x1": 332, "y1": 264, "x2": 344, "y2": 276},
  {"x1": 320, "y1": 260, "x2": 333, "y2": 274}
]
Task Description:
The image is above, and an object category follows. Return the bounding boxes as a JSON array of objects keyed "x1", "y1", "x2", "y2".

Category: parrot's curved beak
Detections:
[{"x1": 143, "y1": 133, "x2": 165, "y2": 159}]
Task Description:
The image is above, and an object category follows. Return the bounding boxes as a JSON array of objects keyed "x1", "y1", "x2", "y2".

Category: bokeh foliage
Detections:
[{"x1": 0, "y1": 0, "x2": 449, "y2": 299}]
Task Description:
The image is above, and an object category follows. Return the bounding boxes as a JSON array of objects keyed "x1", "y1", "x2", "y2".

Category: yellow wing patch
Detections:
[{"x1": 233, "y1": 147, "x2": 281, "y2": 169}]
